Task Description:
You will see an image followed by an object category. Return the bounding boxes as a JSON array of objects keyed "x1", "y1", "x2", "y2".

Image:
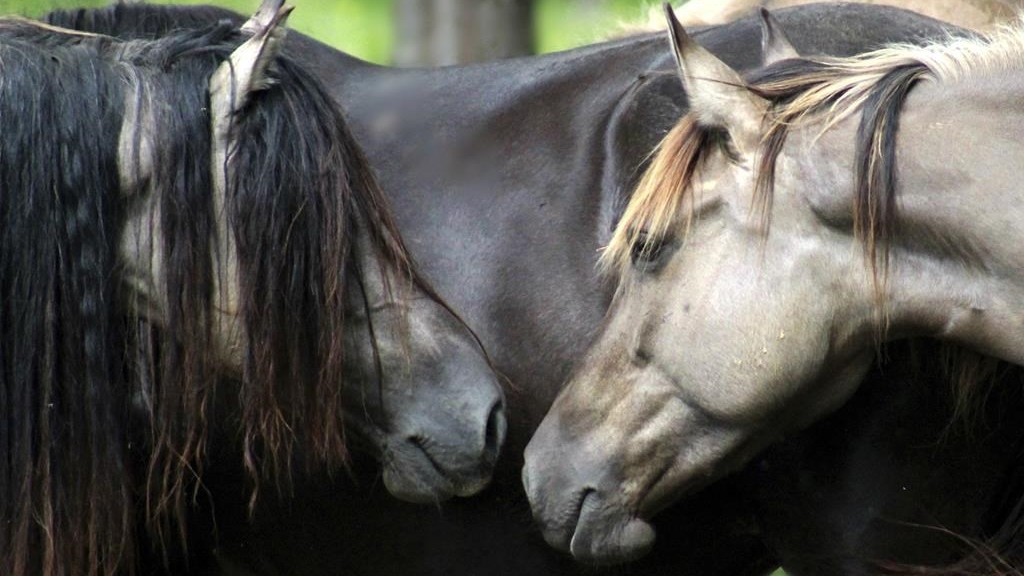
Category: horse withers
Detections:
[
  {"x1": 0, "y1": 5, "x2": 504, "y2": 576},
  {"x1": 524, "y1": 1, "x2": 1024, "y2": 565}
]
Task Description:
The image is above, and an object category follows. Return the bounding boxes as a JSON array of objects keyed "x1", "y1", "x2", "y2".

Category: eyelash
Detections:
[{"x1": 630, "y1": 232, "x2": 671, "y2": 272}]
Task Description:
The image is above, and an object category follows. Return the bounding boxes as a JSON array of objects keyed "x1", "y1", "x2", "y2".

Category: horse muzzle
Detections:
[
  {"x1": 522, "y1": 425, "x2": 656, "y2": 564},
  {"x1": 383, "y1": 393, "x2": 507, "y2": 503}
]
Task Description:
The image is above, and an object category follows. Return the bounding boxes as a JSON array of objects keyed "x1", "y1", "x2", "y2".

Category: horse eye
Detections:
[{"x1": 630, "y1": 231, "x2": 670, "y2": 270}]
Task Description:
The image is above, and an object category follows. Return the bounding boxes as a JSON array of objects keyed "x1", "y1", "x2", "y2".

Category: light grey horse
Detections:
[{"x1": 524, "y1": 2, "x2": 1024, "y2": 563}]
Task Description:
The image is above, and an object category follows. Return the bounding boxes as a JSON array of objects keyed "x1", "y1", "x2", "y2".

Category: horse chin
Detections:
[
  {"x1": 567, "y1": 494, "x2": 656, "y2": 564},
  {"x1": 382, "y1": 466, "x2": 454, "y2": 504},
  {"x1": 381, "y1": 438, "x2": 492, "y2": 503}
]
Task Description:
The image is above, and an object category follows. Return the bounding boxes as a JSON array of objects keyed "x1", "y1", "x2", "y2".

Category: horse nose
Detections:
[
  {"x1": 521, "y1": 409, "x2": 605, "y2": 550},
  {"x1": 481, "y1": 395, "x2": 507, "y2": 467}
]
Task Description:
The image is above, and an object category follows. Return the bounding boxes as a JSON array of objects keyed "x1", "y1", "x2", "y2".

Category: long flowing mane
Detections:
[
  {"x1": 0, "y1": 15, "x2": 427, "y2": 576},
  {"x1": 43, "y1": 0, "x2": 471, "y2": 489},
  {"x1": 0, "y1": 19, "x2": 134, "y2": 576},
  {"x1": 605, "y1": 21, "x2": 1024, "y2": 573}
]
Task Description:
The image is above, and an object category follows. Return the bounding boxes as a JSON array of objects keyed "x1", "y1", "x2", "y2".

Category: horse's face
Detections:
[
  {"x1": 116, "y1": 12, "x2": 506, "y2": 505},
  {"x1": 523, "y1": 9, "x2": 878, "y2": 563},
  {"x1": 522, "y1": 133, "x2": 873, "y2": 561},
  {"x1": 343, "y1": 246, "x2": 506, "y2": 503},
  {"x1": 204, "y1": 18, "x2": 505, "y2": 503}
]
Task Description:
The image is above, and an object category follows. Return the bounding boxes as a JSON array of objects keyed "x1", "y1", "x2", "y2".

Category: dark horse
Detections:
[
  {"x1": 0, "y1": 7, "x2": 506, "y2": 576},
  {"x1": 47, "y1": 3, "x2": 1024, "y2": 575}
]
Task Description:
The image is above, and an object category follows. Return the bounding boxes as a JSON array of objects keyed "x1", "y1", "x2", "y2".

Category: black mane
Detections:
[
  {"x1": 0, "y1": 16, "x2": 420, "y2": 576},
  {"x1": 0, "y1": 21, "x2": 134, "y2": 576},
  {"x1": 44, "y1": 3, "x2": 246, "y2": 39}
]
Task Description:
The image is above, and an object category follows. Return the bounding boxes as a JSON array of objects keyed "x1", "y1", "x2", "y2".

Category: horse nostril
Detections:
[{"x1": 483, "y1": 399, "x2": 506, "y2": 464}]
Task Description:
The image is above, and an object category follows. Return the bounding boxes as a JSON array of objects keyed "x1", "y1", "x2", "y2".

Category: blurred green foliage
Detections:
[
  {"x1": 536, "y1": 0, "x2": 660, "y2": 53},
  {"x1": 2, "y1": 0, "x2": 662, "y2": 63}
]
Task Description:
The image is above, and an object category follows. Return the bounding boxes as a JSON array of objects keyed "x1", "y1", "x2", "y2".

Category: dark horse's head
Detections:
[{"x1": 0, "y1": 5, "x2": 504, "y2": 576}]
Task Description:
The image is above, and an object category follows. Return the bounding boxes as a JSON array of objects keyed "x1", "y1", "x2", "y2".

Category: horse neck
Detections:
[
  {"x1": 335, "y1": 33, "x2": 671, "y2": 126},
  {"x1": 878, "y1": 79, "x2": 1024, "y2": 365},
  {"x1": 334, "y1": 34, "x2": 675, "y2": 259},
  {"x1": 282, "y1": 30, "x2": 372, "y2": 93}
]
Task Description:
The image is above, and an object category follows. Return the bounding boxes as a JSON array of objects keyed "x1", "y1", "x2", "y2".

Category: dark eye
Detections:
[{"x1": 630, "y1": 231, "x2": 672, "y2": 271}]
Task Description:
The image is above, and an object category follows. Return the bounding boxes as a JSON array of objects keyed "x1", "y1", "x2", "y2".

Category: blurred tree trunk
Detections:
[{"x1": 393, "y1": 0, "x2": 534, "y2": 66}]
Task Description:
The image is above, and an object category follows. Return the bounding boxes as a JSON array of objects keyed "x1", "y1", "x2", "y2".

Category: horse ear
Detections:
[
  {"x1": 209, "y1": 1, "x2": 292, "y2": 130},
  {"x1": 758, "y1": 7, "x2": 798, "y2": 64},
  {"x1": 242, "y1": 0, "x2": 287, "y2": 36},
  {"x1": 663, "y1": 2, "x2": 766, "y2": 154}
]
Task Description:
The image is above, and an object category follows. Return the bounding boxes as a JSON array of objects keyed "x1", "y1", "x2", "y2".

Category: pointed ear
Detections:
[
  {"x1": 209, "y1": 1, "x2": 292, "y2": 136},
  {"x1": 758, "y1": 7, "x2": 798, "y2": 65},
  {"x1": 241, "y1": 0, "x2": 287, "y2": 36},
  {"x1": 663, "y1": 2, "x2": 766, "y2": 154}
]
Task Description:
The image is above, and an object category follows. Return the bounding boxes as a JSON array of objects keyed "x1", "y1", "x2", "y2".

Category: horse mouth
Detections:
[
  {"x1": 533, "y1": 487, "x2": 594, "y2": 552},
  {"x1": 558, "y1": 489, "x2": 657, "y2": 565},
  {"x1": 382, "y1": 439, "x2": 455, "y2": 503},
  {"x1": 382, "y1": 436, "x2": 491, "y2": 503},
  {"x1": 567, "y1": 488, "x2": 597, "y2": 549}
]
